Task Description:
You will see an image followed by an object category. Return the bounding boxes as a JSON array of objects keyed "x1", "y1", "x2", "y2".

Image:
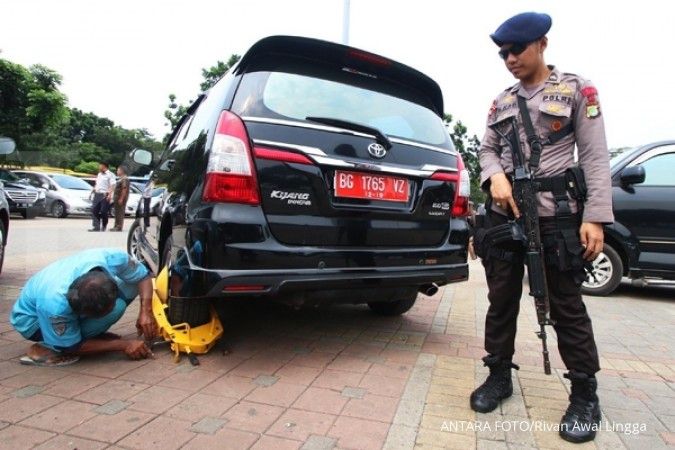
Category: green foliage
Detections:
[
  {"x1": 164, "y1": 54, "x2": 241, "y2": 141},
  {"x1": 200, "y1": 54, "x2": 240, "y2": 91},
  {"x1": 443, "y1": 113, "x2": 485, "y2": 203},
  {"x1": 73, "y1": 160, "x2": 100, "y2": 174},
  {"x1": 0, "y1": 58, "x2": 163, "y2": 172}
]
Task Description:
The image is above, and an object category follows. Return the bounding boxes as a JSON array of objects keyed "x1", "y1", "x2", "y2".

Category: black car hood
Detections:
[{"x1": 3, "y1": 181, "x2": 39, "y2": 191}]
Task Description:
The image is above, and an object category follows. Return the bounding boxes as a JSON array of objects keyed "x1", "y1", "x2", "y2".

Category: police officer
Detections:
[
  {"x1": 472, "y1": 12, "x2": 613, "y2": 443},
  {"x1": 10, "y1": 248, "x2": 158, "y2": 366}
]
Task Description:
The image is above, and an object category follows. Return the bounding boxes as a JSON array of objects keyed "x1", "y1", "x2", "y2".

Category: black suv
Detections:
[
  {"x1": 583, "y1": 141, "x2": 675, "y2": 295},
  {"x1": 128, "y1": 36, "x2": 470, "y2": 319},
  {"x1": 0, "y1": 168, "x2": 46, "y2": 219}
]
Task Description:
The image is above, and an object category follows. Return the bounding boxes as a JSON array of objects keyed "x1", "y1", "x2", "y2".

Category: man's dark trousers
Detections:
[
  {"x1": 91, "y1": 193, "x2": 110, "y2": 231},
  {"x1": 482, "y1": 212, "x2": 600, "y2": 375}
]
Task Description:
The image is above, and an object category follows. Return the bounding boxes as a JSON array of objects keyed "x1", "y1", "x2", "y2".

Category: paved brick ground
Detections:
[{"x1": 1, "y1": 218, "x2": 674, "y2": 449}]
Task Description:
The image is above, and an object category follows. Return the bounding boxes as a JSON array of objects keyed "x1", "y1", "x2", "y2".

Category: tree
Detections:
[
  {"x1": 200, "y1": 54, "x2": 240, "y2": 91},
  {"x1": 0, "y1": 60, "x2": 69, "y2": 144},
  {"x1": 444, "y1": 113, "x2": 485, "y2": 203},
  {"x1": 164, "y1": 54, "x2": 241, "y2": 140}
]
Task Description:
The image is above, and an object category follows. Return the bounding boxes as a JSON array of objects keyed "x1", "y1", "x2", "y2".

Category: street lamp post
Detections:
[{"x1": 342, "y1": 0, "x2": 350, "y2": 45}]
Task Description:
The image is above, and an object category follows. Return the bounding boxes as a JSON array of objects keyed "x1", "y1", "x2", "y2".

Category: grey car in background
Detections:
[{"x1": 14, "y1": 170, "x2": 92, "y2": 218}]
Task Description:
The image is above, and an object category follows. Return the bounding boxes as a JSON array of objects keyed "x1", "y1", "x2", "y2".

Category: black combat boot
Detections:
[
  {"x1": 470, "y1": 355, "x2": 519, "y2": 413},
  {"x1": 559, "y1": 371, "x2": 601, "y2": 443}
]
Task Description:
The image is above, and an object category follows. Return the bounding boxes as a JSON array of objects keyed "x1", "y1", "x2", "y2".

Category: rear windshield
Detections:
[{"x1": 232, "y1": 61, "x2": 450, "y2": 146}]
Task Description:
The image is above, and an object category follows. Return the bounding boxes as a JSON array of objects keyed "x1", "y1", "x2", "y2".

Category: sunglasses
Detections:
[{"x1": 498, "y1": 42, "x2": 531, "y2": 60}]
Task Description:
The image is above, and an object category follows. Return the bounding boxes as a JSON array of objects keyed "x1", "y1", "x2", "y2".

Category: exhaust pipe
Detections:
[{"x1": 419, "y1": 283, "x2": 439, "y2": 297}]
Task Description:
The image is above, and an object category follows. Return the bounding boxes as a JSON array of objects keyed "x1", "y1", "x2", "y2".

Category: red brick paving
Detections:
[
  {"x1": 293, "y1": 387, "x2": 349, "y2": 415},
  {"x1": 182, "y1": 426, "x2": 259, "y2": 450},
  {"x1": 328, "y1": 415, "x2": 391, "y2": 450},
  {"x1": 32, "y1": 434, "x2": 108, "y2": 450},
  {"x1": 165, "y1": 392, "x2": 238, "y2": 422},
  {"x1": 244, "y1": 381, "x2": 307, "y2": 408},
  {"x1": 117, "y1": 416, "x2": 195, "y2": 449},
  {"x1": 19, "y1": 399, "x2": 97, "y2": 432},
  {"x1": 67, "y1": 409, "x2": 154, "y2": 443},
  {"x1": 221, "y1": 401, "x2": 285, "y2": 434},
  {"x1": 249, "y1": 434, "x2": 301, "y2": 450},
  {"x1": 267, "y1": 408, "x2": 336, "y2": 441},
  {"x1": 341, "y1": 393, "x2": 399, "y2": 423}
]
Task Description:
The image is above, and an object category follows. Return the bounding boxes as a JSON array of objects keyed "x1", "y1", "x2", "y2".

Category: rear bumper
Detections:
[
  {"x1": 167, "y1": 217, "x2": 470, "y2": 300},
  {"x1": 171, "y1": 256, "x2": 468, "y2": 300},
  {"x1": 213, "y1": 263, "x2": 467, "y2": 295}
]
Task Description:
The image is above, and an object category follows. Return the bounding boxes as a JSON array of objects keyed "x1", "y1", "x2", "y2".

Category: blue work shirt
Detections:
[{"x1": 10, "y1": 248, "x2": 149, "y2": 350}]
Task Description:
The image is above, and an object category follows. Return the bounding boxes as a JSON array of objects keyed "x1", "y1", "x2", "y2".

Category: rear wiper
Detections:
[{"x1": 306, "y1": 116, "x2": 392, "y2": 150}]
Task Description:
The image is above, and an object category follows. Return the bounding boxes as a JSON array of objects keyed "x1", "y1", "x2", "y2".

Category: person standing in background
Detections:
[
  {"x1": 89, "y1": 162, "x2": 115, "y2": 232},
  {"x1": 110, "y1": 165, "x2": 130, "y2": 232}
]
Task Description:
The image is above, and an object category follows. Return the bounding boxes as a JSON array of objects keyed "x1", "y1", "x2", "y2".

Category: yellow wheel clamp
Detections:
[{"x1": 152, "y1": 267, "x2": 223, "y2": 365}]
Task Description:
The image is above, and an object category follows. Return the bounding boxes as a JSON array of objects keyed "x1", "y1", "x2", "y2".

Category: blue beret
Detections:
[{"x1": 490, "y1": 12, "x2": 552, "y2": 46}]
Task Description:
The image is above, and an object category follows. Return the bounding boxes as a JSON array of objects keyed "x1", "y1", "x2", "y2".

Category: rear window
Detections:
[{"x1": 232, "y1": 63, "x2": 450, "y2": 146}]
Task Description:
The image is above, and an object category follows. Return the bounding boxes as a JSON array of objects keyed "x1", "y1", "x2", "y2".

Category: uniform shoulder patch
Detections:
[
  {"x1": 581, "y1": 84, "x2": 601, "y2": 118},
  {"x1": 50, "y1": 316, "x2": 69, "y2": 336}
]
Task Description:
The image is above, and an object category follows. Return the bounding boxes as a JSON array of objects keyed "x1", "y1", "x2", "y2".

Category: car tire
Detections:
[
  {"x1": 126, "y1": 220, "x2": 143, "y2": 261},
  {"x1": 0, "y1": 220, "x2": 6, "y2": 275},
  {"x1": 581, "y1": 244, "x2": 623, "y2": 296},
  {"x1": 368, "y1": 292, "x2": 418, "y2": 316},
  {"x1": 162, "y1": 235, "x2": 211, "y2": 327},
  {"x1": 51, "y1": 201, "x2": 67, "y2": 218},
  {"x1": 20, "y1": 209, "x2": 37, "y2": 219}
]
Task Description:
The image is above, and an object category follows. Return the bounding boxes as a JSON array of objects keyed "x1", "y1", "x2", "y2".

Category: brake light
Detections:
[
  {"x1": 254, "y1": 147, "x2": 313, "y2": 165},
  {"x1": 347, "y1": 49, "x2": 392, "y2": 67},
  {"x1": 430, "y1": 154, "x2": 471, "y2": 217},
  {"x1": 202, "y1": 111, "x2": 260, "y2": 205}
]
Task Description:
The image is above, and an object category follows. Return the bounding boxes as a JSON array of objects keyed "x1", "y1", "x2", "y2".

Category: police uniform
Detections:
[
  {"x1": 472, "y1": 12, "x2": 613, "y2": 443},
  {"x1": 10, "y1": 248, "x2": 149, "y2": 352},
  {"x1": 479, "y1": 66, "x2": 613, "y2": 374}
]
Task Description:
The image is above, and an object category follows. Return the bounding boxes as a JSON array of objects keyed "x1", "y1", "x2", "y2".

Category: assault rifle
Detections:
[{"x1": 490, "y1": 116, "x2": 554, "y2": 375}]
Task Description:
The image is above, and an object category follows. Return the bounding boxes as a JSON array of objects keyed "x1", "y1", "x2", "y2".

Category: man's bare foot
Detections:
[
  {"x1": 27, "y1": 343, "x2": 56, "y2": 359},
  {"x1": 21, "y1": 343, "x2": 79, "y2": 367}
]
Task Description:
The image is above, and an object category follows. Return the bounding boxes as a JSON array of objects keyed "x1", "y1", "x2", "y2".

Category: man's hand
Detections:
[
  {"x1": 136, "y1": 309, "x2": 158, "y2": 340},
  {"x1": 580, "y1": 222, "x2": 604, "y2": 261},
  {"x1": 124, "y1": 340, "x2": 153, "y2": 360},
  {"x1": 490, "y1": 173, "x2": 520, "y2": 217}
]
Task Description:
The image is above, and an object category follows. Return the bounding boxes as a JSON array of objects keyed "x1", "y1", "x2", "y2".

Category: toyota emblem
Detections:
[{"x1": 368, "y1": 143, "x2": 387, "y2": 159}]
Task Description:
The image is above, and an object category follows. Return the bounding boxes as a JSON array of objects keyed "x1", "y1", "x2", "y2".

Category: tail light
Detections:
[
  {"x1": 202, "y1": 111, "x2": 260, "y2": 205},
  {"x1": 430, "y1": 154, "x2": 471, "y2": 217}
]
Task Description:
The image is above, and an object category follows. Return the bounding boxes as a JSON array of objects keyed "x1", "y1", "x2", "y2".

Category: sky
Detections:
[{"x1": 1, "y1": 0, "x2": 673, "y2": 149}]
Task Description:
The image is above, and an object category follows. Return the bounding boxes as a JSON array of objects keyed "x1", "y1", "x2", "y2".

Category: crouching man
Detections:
[{"x1": 10, "y1": 248, "x2": 158, "y2": 366}]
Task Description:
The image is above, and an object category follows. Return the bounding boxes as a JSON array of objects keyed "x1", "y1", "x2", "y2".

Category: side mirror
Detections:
[
  {"x1": 130, "y1": 148, "x2": 153, "y2": 166},
  {"x1": 620, "y1": 165, "x2": 646, "y2": 186},
  {"x1": 0, "y1": 137, "x2": 16, "y2": 155},
  {"x1": 41, "y1": 182, "x2": 50, "y2": 189},
  {"x1": 0, "y1": 181, "x2": 4, "y2": 189},
  {"x1": 158, "y1": 159, "x2": 175, "y2": 172}
]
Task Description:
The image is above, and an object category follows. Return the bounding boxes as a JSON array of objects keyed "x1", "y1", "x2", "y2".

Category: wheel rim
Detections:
[
  {"x1": 53, "y1": 202, "x2": 64, "y2": 217},
  {"x1": 130, "y1": 225, "x2": 143, "y2": 260},
  {"x1": 583, "y1": 252, "x2": 613, "y2": 289}
]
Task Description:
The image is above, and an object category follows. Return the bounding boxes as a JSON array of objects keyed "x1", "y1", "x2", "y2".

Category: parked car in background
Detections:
[
  {"x1": 13, "y1": 170, "x2": 92, "y2": 218},
  {"x1": 583, "y1": 141, "x2": 675, "y2": 295},
  {"x1": 81, "y1": 176, "x2": 138, "y2": 216},
  {"x1": 0, "y1": 169, "x2": 46, "y2": 219},
  {"x1": 0, "y1": 137, "x2": 16, "y2": 274},
  {"x1": 128, "y1": 35, "x2": 470, "y2": 325}
]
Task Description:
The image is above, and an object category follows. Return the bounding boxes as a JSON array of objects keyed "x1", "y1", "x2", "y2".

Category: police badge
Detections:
[{"x1": 50, "y1": 316, "x2": 69, "y2": 336}]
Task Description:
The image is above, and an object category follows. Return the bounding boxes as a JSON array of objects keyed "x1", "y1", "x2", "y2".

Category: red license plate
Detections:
[{"x1": 334, "y1": 170, "x2": 409, "y2": 202}]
